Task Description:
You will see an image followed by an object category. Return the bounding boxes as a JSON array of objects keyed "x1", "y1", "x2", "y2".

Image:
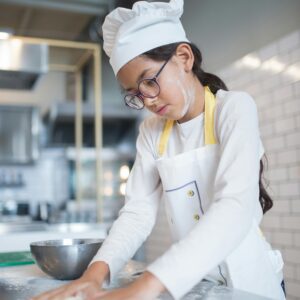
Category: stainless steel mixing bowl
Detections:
[{"x1": 30, "y1": 238, "x2": 104, "y2": 280}]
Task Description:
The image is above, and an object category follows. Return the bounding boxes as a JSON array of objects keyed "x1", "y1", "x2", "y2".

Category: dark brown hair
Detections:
[{"x1": 143, "y1": 42, "x2": 273, "y2": 214}]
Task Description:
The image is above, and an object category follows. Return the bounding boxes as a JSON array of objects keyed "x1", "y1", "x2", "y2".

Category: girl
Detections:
[{"x1": 33, "y1": 1, "x2": 286, "y2": 299}]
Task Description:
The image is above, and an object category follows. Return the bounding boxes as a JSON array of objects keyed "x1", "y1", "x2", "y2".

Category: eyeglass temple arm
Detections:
[{"x1": 154, "y1": 56, "x2": 172, "y2": 79}]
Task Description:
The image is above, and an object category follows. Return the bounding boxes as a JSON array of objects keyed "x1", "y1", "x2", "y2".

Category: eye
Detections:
[{"x1": 142, "y1": 79, "x2": 156, "y2": 87}]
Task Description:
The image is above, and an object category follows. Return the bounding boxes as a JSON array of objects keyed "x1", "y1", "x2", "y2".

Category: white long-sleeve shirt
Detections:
[{"x1": 90, "y1": 89, "x2": 265, "y2": 299}]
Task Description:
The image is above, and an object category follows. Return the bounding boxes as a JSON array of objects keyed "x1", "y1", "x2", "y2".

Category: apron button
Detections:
[
  {"x1": 194, "y1": 214, "x2": 200, "y2": 221},
  {"x1": 187, "y1": 190, "x2": 195, "y2": 197}
]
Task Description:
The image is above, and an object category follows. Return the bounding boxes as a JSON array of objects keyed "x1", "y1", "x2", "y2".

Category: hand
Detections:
[
  {"x1": 92, "y1": 271, "x2": 166, "y2": 300},
  {"x1": 30, "y1": 261, "x2": 110, "y2": 300},
  {"x1": 30, "y1": 277, "x2": 102, "y2": 300}
]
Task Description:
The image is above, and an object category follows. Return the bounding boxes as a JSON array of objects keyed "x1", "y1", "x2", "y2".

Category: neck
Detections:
[{"x1": 177, "y1": 79, "x2": 205, "y2": 124}]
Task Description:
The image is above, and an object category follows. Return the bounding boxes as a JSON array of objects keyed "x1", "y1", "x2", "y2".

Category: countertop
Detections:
[{"x1": 0, "y1": 260, "x2": 272, "y2": 300}]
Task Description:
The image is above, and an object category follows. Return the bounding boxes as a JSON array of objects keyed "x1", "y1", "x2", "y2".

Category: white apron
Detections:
[{"x1": 155, "y1": 86, "x2": 285, "y2": 300}]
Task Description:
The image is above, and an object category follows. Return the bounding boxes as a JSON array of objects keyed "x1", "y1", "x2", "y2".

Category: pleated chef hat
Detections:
[{"x1": 102, "y1": 0, "x2": 189, "y2": 75}]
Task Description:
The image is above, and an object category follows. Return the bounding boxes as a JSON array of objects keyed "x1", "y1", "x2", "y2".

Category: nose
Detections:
[{"x1": 143, "y1": 96, "x2": 159, "y2": 107}]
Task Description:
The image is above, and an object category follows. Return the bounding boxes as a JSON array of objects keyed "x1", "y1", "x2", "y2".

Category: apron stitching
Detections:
[
  {"x1": 165, "y1": 180, "x2": 198, "y2": 192},
  {"x1": 165, "y1": 180, "x2": 204, "y2": 215},
  {"x1": 194, "y1": 180, "x2": 205, "y2": 215}
]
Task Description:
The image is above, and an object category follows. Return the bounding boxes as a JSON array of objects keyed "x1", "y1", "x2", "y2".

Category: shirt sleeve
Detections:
[
  {"x1": 147, "y1": 92, "x2": 262, "y2": 299},
  {"x1": 89, "y1": 120, "x2": 162, "y2": 284}
]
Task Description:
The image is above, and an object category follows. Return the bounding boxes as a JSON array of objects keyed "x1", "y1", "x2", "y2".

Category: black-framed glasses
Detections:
[{"x1": 124, "y1": 57, "x2": 171, "y2": 110}]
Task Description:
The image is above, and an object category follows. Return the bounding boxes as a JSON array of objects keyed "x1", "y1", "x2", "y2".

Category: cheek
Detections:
[{"x1": 161, "y1": 77, "x2": 185, "y2": 106}]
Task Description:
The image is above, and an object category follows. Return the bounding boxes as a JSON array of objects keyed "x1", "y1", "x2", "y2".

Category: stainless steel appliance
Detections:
[
  {"x1": 0, "y1": 106, "x2": 39, "y2": 164},
  {"x1": 66, "y1": 147, "x2": 135, "y2": 222},
  {"x1": 0, "y1": 39, "x2": 48, "y2": 90},
  {"x1": 44, "y1": 102, "x2": 140, "y2": 148}
]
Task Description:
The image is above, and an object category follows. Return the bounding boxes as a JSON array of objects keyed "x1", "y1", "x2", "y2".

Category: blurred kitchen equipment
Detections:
[
  {"x1": 44, "y1": 103, "x2": 140, "y2": 148},
  {"x1": 66, "y1": 147, "x2": 134, "y2": 222},
  {"x1": 33, "y1": 202, "x2": 53, "y2": 222},
  {"x1": 0, "y1": 106, "x2": 39, "y2": 164},
  {"x1": 0, "y1": 251, "x2": 34, "y2": 267},
  {"x1": 0, "y1": 39, "x2": 48, "y2": 90},
  {"x1": 30, "y1": 238, "x2": 103, "y2": 280}
]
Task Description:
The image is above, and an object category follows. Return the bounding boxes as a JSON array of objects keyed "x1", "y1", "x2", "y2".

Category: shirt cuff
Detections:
[
  {"x1": 147, "y1": 261, "x2": 188, "y2": 300},
  {"x1": 88, "y1": 252, "x2": 127, "y2": 288}
]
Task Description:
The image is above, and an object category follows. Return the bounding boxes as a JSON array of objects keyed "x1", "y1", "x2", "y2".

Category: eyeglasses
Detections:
[{"x1": 124, "y1": 57, "x2": 171, "y2": 110}]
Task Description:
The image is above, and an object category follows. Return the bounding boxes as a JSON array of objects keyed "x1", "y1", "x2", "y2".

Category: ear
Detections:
[{"x1": 173, "y1": 43, "x2": 194, "y2": 73}]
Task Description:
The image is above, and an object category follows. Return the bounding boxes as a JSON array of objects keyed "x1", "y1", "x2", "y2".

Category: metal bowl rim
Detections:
[{"x1": 30, "y1": 238, "x2": 104, "y2": 247}]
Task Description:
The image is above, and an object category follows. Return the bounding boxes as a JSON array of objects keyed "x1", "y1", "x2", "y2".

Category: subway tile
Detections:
[
  {"x1": 285, "y1": 280, "x2": 300, "y2": 298},
  {"x1": 294, "y1": 232, "x2": 300, "y2": 247},
  {"x1": 264, "y1": 103, "x2": 283, "y2": 120},
  {"x1": 283, "y1": 98, "x2": 300, "y2": 116},
  {"x1": 290, "y1": 47, "x2": 300, "y2": 64},
  {"x1": 259, "y1": 42, "x2": 279, "y2": 61},
  {"x1": 261, "y1": 215, "x2": 281, "y2": 229},
  {"x1": 271, "y1": 200, "x2": 291, "y2": 215},
  {"x1": 273, "y1": 84, "x2": 293, "y2": 103},
  {"x1": 260, "y1": 122, "x2": 274, "y2": 137},
  {"x1": 282, "y1": 62, "x2": 300, "y2": 83},
  {"x1": 267, "y1": 168, "x2": 289, "y2": 182},
  {"x1": 273, "y1": 231, "x2": 293, "y2": 246},
  {"x1": 293, "y1": 81, "x2": 300, "y2": 95},
  {"x1": 244, "y1": 82, "x2": 261, "y2": 95},
  {"x1": 286, "y1": 132, "x2": 300, "y2": 147},
  {"x1": 284, "y1": 263, "x2": 296, "y2": 280},
  {"x1": 261, "y1": 74, "x2": 281, "y2": 92},
  {"x1": 274, "y1": 116, "x2": 296, "y2": 134},
  {"x1": 264, "y1": 136, "x2": 286, "y2": 152},
  {"x1": 284, "y1": 249, "x2": 300, "y2": 264},
  {"x1": 278, "y1": 30, "x2": 300, "y2": 53},
  {"x1": 279, "y1": 182, "x2": 300, "y2": 197},
  {"x1": 265, "y1": 152, "x2": 278, "y2": 167},
  {"x1": 291, "y1": 199, "x2": 300, "y2": 213},
  {"x1": 281, "y1": 215, "x2": 300, "y2": 230},
  {"x1": 277, "y1": 149, "x2": 299, "y2": 165},
  {"x1": 289, "y1": 166, "x2": 300, "y2": 180},
  {"x1": 296, "y1": 265, "x2": 300, "y2": 281}
]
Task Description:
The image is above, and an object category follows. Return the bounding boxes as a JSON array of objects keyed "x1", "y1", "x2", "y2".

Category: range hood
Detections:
[
  {"x1": 46, "y1": 102, "x2": 140, "y2": 121},
  {"x1": 44, "y1": 102, "x2": 141, "y2": 148},
  {"x1": 0, "y1": 39, "x2": 48, "y2": 90}
]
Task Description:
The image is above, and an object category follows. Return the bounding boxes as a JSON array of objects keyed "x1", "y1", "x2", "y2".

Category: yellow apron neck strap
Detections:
[
  {"x1": 157, "y1": 85, "x2": 217, "y2": 157},
  {"x1": 158, "y1": 119, "x2": 174, "y2": 157},
  {"x1": 204, "y1": 86, "x2": 217, "y2": 145}
]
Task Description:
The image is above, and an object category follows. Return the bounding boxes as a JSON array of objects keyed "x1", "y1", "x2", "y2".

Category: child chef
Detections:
[{"x1": 33, "y1": 1, "x2": 285, "y2": 299}]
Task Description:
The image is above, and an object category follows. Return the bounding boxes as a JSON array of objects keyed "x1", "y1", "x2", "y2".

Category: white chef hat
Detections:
[{"x1": 102, "y1": 0, "x2": 189, "y2": 75}]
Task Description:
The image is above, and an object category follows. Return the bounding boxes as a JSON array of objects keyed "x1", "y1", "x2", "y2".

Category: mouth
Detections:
[{"x1": 156, "y1": 105, "x2": 168, "y2": 116}]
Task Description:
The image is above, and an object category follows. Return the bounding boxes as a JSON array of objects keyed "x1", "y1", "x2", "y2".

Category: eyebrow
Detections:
[{"x1": 123, "y1": 67, "x2": 152, "y2": 92}]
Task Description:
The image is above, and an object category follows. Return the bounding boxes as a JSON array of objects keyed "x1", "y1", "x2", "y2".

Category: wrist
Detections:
[
  {"x1": 82, "y1": 261, "x2": 110, "y2": 285},
  {"x1": 132, "y1": 271, "x2": 166, "y2": 297}
]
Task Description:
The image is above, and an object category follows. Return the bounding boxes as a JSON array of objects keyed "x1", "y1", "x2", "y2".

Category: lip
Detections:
[{"x1": 156, "y1": 105, "x2": 168, "y2": 116}]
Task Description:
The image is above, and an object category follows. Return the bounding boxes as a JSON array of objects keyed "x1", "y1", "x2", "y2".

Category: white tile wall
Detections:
[
  {"x1": 144, "y1": 29, "x2": 300, "y2": 299},
  {"x1": 216, "y1": 29, "x2": 300, "y2": 300}
]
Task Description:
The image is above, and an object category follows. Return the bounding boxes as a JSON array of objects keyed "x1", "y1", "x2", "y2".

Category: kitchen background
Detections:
[{"x1": 0, "y1": 0, "x2": 299, "y2": 299}]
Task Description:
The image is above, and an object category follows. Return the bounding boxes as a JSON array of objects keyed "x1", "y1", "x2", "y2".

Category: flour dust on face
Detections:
[{"x1": 176, "y1": 69, "x2": 196, "y2": 120}]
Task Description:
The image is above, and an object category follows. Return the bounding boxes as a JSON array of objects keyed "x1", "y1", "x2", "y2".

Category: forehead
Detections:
[{"x1": 117, "y1": 56, "x2": 160, "y2": 87}]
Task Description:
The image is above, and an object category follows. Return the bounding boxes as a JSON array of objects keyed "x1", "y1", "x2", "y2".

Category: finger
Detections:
[
  {"x1": 90, "y1": 290, "x2": 110, "y2": 300},
  {"x1": 50, "y1": 282, "x2": 91, "y2": 300},
  {"x1": 31, "y1": 285, "x2": 66, "y2": 300},
  {"x1": 32, "y1": 281, "x2": 88, "y2": 300}
]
